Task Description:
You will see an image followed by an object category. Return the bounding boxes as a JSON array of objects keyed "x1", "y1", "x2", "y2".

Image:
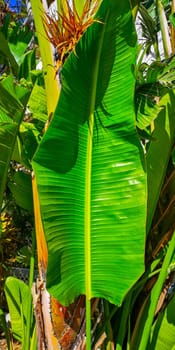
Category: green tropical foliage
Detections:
[{"x1": 1, "y1": 0, "x2": 175, "y2": 349}]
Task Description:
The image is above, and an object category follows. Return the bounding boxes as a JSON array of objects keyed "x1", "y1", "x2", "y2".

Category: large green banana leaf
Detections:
[{"x1": 33, "y1": 0, "x2": 147, "y2": 306}]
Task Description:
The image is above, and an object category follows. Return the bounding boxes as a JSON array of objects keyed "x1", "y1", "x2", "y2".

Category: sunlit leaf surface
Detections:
[{"x1": 33, "y1": 0, "x2": 147, "y2": 306}]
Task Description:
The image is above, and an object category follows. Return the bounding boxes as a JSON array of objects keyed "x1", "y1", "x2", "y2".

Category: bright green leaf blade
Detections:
[
  {"x1": 8, "y1": 26, "x2": 33, "y2": 65},
  {"x1": 33, "y1": 0, "x2": 147, "y2": 306},
  {"x1": 4, "y1": 277, "x2": 32, "y2": 341}
]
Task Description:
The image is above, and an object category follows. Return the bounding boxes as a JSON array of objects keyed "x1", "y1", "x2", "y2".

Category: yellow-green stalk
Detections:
[
  {"x1": 157, "y1": 0, "x2": 172, "y2": 59},
  {"x1": 30, "y1": 0, "x2": 60, "y2": 116},
  {"x1": 171, "y1": 0, "x2": 175, "y2": 54}
]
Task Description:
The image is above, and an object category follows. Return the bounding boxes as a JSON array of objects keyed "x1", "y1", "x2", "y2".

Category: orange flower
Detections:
[{"x1": 43, "y1": 0, "x2": 101, "y2": 73}]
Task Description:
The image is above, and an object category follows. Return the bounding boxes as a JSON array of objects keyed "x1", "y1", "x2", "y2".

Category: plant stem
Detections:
[
  {"x1": 130, "y1": 0, "x2": 140, "y2": 20},
  {"x1": 157, "y1": 0, "x2": 172, "y2": 59},
  {"x1": 116, "y1": 293, "x2": 132, "y2": 350},
  {"x1": 25, "y1": 227, "x2": 36, "y2": 350},
  {"x1": 29, "y1": 229, "x2": 36, "y2": 290},
  {"x1": 104, "y1": 300, "x2": 113, "y2": 343},
  {"x1": 85, "y1": 112, "x2": 94, "y2": 349},
  {"x1": 0, "y1": 309, "x2": 12, "y2": 350},
  {"x1": 86, "y1": 297, "x2": 91, "y2": 350},
  {"x1": 30, "y1": 325, "x2": 37, "y2": 350},
  {"x1": 30, "y1": 0, "x2": 60, "y2": 116}
]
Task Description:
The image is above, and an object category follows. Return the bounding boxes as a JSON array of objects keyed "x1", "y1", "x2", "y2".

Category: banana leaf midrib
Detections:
[{"x1": 85, "y1": 9, "x2": 109, "y2": 301}]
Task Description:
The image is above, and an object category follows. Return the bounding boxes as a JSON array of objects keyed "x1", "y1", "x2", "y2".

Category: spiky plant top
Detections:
[{"x1": 43, "y1": 0, "x2": 101, "y2": 73}]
